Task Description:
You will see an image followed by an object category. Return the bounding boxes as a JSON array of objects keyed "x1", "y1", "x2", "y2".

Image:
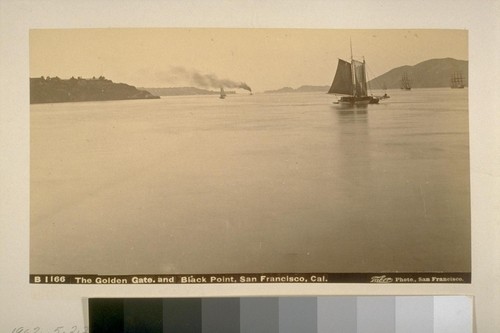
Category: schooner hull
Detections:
[{"x1": 336, "y1": 96, "x2": 377, "y2": 106}]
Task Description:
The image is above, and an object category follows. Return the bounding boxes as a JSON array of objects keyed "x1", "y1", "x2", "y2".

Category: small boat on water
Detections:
[
  {"x1": 450, "y1": 72, "x2": 465, "y2": 89},
  {"x1": 400, "y1": 72, "x2": 411, "y2": 90},
  {"x1": 328, "y1": 41, "x2": 380, "y2": 106},
  {"x1": 219, "y1": 87, "x2": 226, "y2": 99},
  {"x1": 380, "y1": 83, "x2": 390, "y2": 99}
]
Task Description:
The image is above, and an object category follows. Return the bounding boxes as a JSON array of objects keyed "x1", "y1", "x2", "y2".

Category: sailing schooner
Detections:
[
  {"x1": 328, "y1": 42, "x2": 379, "y2": 105},
  {"x1": 450, "y1": 72, "x2": 465, "y2": 89},
  {"x1": 400, "y1": 72, "x2": 411, "y2": 90}
]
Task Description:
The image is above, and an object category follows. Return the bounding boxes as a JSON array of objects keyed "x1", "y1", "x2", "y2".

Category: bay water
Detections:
[{"x1": 30, "y1": 88, "x2": 470, "y2": 274}]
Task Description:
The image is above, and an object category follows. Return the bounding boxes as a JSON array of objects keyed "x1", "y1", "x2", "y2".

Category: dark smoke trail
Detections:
[
  {"x1": 238, "y1": 82, "x2": 252, "y2": 92},
  {"x1": 160, "y1": 67, "x2": 251, "y2": 91}
]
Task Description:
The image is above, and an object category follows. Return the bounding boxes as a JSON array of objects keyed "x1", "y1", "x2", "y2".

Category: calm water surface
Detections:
[{"x1": 30, "y1": 88, "x2": 470, "y2": 274}]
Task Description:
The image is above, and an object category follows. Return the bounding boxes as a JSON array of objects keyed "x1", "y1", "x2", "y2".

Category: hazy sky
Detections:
[{"x1": 30, "y1": 29, "x2": 467, "y2": 92}]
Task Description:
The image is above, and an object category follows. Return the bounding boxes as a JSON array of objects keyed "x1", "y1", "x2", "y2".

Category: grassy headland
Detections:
[{"x1": 30, "y1": 76, "x2": 160, "y2": 104}]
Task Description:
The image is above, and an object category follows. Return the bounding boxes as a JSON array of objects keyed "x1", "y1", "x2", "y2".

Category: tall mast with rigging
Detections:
[{"x1": 350, "y1": 38, "x2": 356, "y2": 96}]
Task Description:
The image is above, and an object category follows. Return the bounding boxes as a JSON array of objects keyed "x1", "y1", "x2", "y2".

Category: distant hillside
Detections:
[
  {"x1": 368, "y1": 58, "x2": 468, "y2": 89},
  {"x1": 30, "y1": 76, "x2": 159, "y2": 104},
  {"x1": 265, "y1": 85, "x2": 330, "y2": 94},
  {"x1": 141, "y1": 87, "x2": 235, "y2": 96}
]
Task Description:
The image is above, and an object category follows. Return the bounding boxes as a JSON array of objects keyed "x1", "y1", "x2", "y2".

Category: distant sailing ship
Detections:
[
  {"x1": 219, "y1": 87, "x2": 226, "y2": 99},
  {"x1": 450, "y1": 72, "x2": 465, "y2": 89},
  {"x1": 400, "y1": 72, "x2": 411, "y2": 90},
  {"x1": 328, "y1": 41, "x2": 379, "y2": 105}
]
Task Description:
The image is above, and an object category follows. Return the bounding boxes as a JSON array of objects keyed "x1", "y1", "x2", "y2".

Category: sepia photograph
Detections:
[{"x1": 29, "y1": 28, "x2": 470, "y2": 282}]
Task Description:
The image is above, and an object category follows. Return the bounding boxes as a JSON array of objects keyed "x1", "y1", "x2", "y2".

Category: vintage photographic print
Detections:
[{"x1": 29, "y1": 29, "x2": 470, "y2": 284}]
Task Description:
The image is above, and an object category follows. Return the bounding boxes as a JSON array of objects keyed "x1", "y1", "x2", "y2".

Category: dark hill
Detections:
[
  {"x1": 30, "y1": 77, "x2": 160, "y2": 104},
  {"x1": 368, "y1": 58, "x2": 468, "y2": 89}
]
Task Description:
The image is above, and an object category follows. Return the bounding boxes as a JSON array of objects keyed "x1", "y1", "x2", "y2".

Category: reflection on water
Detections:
[{"x1": 30, "y1": 89, "x2": 470, "y2": 274}]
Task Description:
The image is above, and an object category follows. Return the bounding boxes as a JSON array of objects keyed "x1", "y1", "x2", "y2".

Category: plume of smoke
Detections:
[
  {"x1": 238, "y1": 82, "x2": 252, "y2": 92},
  {"x1": 160, "y1": 66, "x2": 252, "y2": 92}
]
